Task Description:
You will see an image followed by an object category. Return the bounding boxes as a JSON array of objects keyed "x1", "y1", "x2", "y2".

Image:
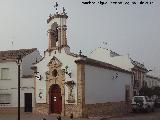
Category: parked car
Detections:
[
  {"x1": 155, "y1": 98, "x2": 160, "y2": 107},
  {"x1": 131, "y1": 96, "x2": 155, "y2": 112}
]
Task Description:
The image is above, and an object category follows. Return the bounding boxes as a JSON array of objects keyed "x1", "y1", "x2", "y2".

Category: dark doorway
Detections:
[
  {"x1": 24, "y1": 93, "x2": 32, "y2": 112},
  {"x1": 50, "y1": 84, "x2": 62, "y2": 114}
]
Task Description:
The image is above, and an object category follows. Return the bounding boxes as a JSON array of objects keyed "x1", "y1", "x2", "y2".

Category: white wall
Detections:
[
  {"x1": 109, "y1": 55, "x2": 134, "y2": 71},
  {"x1": 0, "y1": 61, "x2": 18, "y2": 90},
  {"x1": 10, "y1": 78, "x2": 34, "y2": 107},
  {"x1": 0, "y1": 61, "x2": 18, "y2": 107},
  {"x1": 85, "y1": 65, "x2": 132, "y2": 104},
  {"x1": 144, "y1": 75, "x2": 160, "y2": 88},
  {"x1": 89, "y1": 48, "x2": 111, "y2": 63},
  {"x1": 0, "y1": 61, "x2": 34, "y2": 107},
  {"x1": 89, "y1": 47, "x2": 134, "y2": 71},
  {"x1": 35, "y1": 47, "x2": 78, "y2": 104}
]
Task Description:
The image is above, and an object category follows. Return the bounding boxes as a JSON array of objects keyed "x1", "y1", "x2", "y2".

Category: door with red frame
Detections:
[{"x1": 50, "y1": 84, "x2": 62, "y2": 114}]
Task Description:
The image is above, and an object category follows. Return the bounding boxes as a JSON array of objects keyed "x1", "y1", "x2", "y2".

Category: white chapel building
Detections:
[{"x1": 32, "y1": 8, "x2": 133, "y2": 117}]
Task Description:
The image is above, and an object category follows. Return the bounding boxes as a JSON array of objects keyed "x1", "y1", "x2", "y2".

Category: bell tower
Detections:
[{"x1": 47, "y1": 6, "x2": 68, "y2": 50}]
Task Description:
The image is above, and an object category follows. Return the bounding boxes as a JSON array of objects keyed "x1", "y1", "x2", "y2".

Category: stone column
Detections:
[
  {"x1": 57, "y1": 26, "x2": 61, "y2": 48},
  {"x1": 77, "y1": 63, "x2": 86, "y2": 117},
  {"x1": 62, "y1": 25, "x2": 67, "y2": 46}
]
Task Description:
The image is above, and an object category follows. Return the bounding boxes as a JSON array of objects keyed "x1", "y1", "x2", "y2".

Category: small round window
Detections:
[{"x1": 52, "y1": 69, "x2": 58, "y2": 77}]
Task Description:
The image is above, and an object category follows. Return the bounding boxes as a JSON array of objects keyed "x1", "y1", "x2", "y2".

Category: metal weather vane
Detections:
[
  {"x1": 54, "y1": 2, "x2": 58, "y2": 11},
  {"x1": 63, "y1": 7, "x2": 66, "y2": 13}
]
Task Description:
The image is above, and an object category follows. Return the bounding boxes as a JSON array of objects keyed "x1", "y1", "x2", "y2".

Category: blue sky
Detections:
[{"x1": 0, "y1": 0, "x2": 160, "y2": 76}]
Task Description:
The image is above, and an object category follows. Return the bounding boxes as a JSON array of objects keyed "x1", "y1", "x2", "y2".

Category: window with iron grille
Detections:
[
  {"x1": 1, "y1": 68, "x2": 10, "y2": 80},
  {"x1": 0, "y1": 94, "x2": 11, "y2": 104}
]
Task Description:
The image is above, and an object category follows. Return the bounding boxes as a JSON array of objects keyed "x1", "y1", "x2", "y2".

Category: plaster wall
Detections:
[
  {"x1": 0, "y1": 61, "x2": 34, "y2": 107},
  {"x1": 109, "y1": 55, "x2": 134, "y2": 71},
  {"x1": 89, "y1": 48, "x2": 134, "y2": 71},
  {"x1": 144, "y1": 76, "x2": 160, "y2": 88},
  {"x1": 35, "y1": 48, "x2": 78, "y2": 104},
  {"x1": 85, "y1": 65, "x2": 132, "y2": 104},
  {"x1": 89, "y1": 48, "x2": 111, "y2": 63},
  {"x1": 0, "y1": 61, "x2": 17, "y2": 89}
]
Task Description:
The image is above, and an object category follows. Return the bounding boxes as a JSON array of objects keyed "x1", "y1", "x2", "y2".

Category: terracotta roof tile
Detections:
[{"x1": 0, "y1": 48, "x2": 37, "y2": 60}]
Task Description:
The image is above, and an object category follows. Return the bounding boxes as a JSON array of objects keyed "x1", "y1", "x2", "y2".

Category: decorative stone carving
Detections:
[
  {"x1": 47, "y1": 56, "x2": 62, "y2": 68},
  {"x1": 65, "y1": 80, "x2": 76, "y2": 103}
]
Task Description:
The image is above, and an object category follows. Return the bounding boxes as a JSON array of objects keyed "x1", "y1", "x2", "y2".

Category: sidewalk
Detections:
[{"x1": 0, "y1": 113, "x2": 102, "y2": 120}]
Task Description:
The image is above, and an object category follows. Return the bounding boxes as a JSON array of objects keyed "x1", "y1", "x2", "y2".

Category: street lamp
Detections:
[{"x1": 16, "y1": 55, "x2": 22, "y2": 120}]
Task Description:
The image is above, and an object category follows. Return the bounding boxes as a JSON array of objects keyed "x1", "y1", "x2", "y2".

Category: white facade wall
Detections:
[
  {"x1": 89, "y1": 48, "x2": 111, "y2": 63},
  {"x1": 89, "y1": 48, "x2": 134, "y2": 71},
  {"x1": 9, "y1": 78, "x2": 34, "y2": 107},
  {"x1": 109, "y1": 55, "x2": 134, "y2": 71},
  {"x1": 21, "y1": 78, "x2": 35, "y2": 107},
  {"x1": 0, "y1": 61, "x2": 34, "y2": 107},
  {"x1": 85, "y1": 65, "x2": 132, "y2": 104},
  {"x1": 144, "y1": 75, "x2": 160, "y2": 88},
  {"x1": 0, "y1": 61, "x2": 18, "y2": 107},
  {"x1": 0, "y1": 50, "x2": 41, "y2": 108},
  {"x1": 35, "y1": 48, "x2": 78, "y2": 104},
  {"x1": 0, "y1": 61, "x2": 17, "y2": 90}
]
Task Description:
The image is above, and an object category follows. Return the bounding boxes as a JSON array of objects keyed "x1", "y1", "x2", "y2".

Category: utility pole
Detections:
[{"x1": 17, "y1": 55, "x2": 22, "y2": 120}]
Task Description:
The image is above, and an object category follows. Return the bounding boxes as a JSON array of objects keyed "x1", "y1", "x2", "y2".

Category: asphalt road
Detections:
[
  {"x1": 0, "y1": 113, "x2": 99, "y2": 120},
  {"x1": 1, "y1": 109, "x2": 160, "y2": 120},
  {"x1": 106, "y1": 108, "x2": 160, "y2": 120}
]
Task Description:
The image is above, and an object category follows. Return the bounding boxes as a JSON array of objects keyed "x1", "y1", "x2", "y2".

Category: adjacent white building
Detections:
[
  {"x1": 77, "y1": 58, "x2": 133, "y2": 104},
  {"x1": 0, "y1": 48, "x2": 41, "y2": 113},
  {"x1": 89, "y1": 47, "x2": 148, "y2": 95},
  {"x1": 144, "y1": 75, "x2": 160, "y2": 88}
]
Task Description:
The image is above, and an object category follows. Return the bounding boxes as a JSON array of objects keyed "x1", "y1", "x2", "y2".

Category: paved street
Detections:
[
  {"x1": 107, "y1": 108, "x2": 160, "y2": 120},
  {"x1": 0, "y1": 113, "x2": 100, "y2": 120},
  {"x1": 1, "y1": 109, "x2": 160, "y2": 120}
]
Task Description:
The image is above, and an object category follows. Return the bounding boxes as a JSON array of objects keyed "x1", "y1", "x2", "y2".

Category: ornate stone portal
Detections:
[{"x1": 45, "y1": 56, "x2": 65, "y2": 115}]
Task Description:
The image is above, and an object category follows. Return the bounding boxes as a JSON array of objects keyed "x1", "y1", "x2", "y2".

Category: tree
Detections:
[
  {"x1": 152, "y1": 86, "x2": 160, "y2": 97},
  {"x1": 139, "y1": 87, "x2": 153, "y2": 97}
]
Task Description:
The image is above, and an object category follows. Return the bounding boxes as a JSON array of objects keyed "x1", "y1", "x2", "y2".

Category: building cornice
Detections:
[
  {"x1": 75, "y1": 58, "x2": 132, "y2": 74},
  {"x1": 47, "y1": 13, "x2": 68, "y2": 24}
]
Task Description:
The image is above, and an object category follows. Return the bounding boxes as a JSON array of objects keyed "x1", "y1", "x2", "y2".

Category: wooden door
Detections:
[
  {"x1": 50, "y1": 84, "x2": 62, "y2": 114},
  {"x1": 24, "y1": 93, "x2": 32, "y2": 112}
]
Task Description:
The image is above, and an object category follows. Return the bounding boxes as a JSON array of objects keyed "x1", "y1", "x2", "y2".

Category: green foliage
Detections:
[
  {"x1": 139, "y1": 87, "x2": 153, "y2": 97},
  {"x1": 152, "y1": 86, "x2": 160, "y2": 97}
]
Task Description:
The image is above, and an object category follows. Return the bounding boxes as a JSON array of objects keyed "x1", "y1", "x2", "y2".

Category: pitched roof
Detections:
[
  {"x1": 0, "y1": 48, "x2": 37, "y2": 60},
  {"x1": 130, "y1": 59, "x2": 148, "y2": 71},
  {"x1": 75, "y1": 58, "x2": 132, "y2": 74}
]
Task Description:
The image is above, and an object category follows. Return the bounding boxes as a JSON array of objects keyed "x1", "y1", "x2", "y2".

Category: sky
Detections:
[{"x1": 0, "y1": 0, "x2": 160, "y2": 76}]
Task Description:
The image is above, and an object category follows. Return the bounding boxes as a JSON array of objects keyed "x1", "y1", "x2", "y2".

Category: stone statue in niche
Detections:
[
  {"x1": 68, "y1": 86, "x2": 74, "y2": 101},
  {"x1": 65, "y1": 81, "x2": 75, "y2": 103}
]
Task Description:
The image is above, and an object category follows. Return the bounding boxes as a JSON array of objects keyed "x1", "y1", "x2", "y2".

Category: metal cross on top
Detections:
[
  {"x1": 54, "y1": 2, "x2": 58, "y2": 11},
  {"x1": 63, "y1": 7, "x2": 66, "y2": 13},
  {"x1": 79, "y1": 50, "x2": 82, "y2": 56}
]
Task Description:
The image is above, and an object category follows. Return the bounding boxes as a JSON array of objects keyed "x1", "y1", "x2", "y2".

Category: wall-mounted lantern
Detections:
[
  {"x1": 112, "y1": 73, "x2": 118, "y2": 80},
  {"x1": 64, "y1": 80, "x2": 75, "y2": 87}
]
